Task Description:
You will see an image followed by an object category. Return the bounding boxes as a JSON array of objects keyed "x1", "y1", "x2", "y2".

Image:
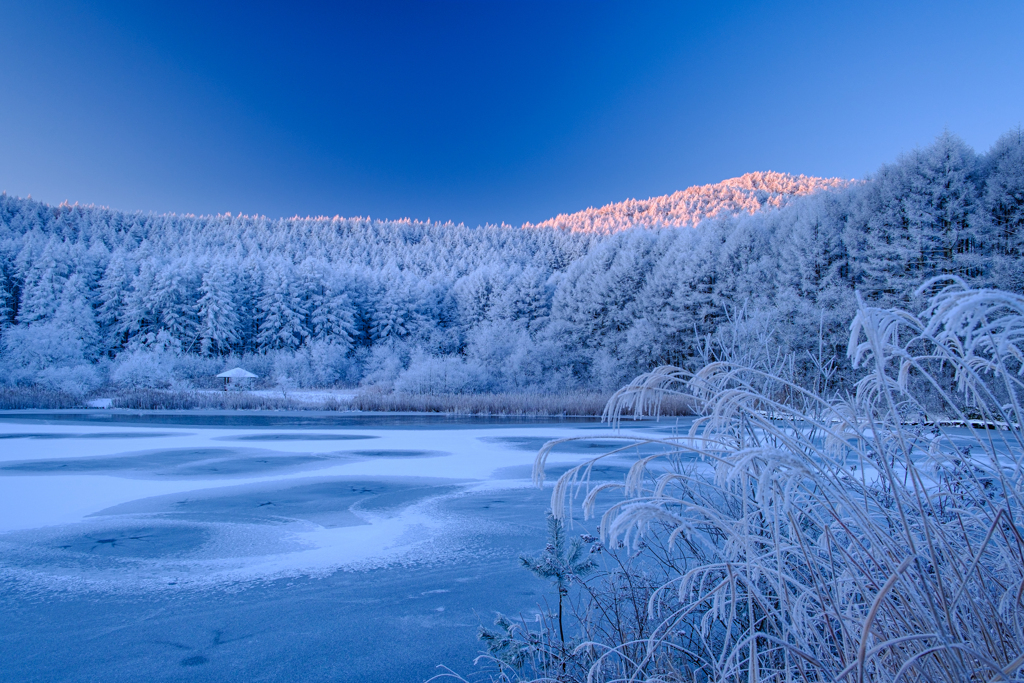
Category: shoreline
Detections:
[{"x1": 0, "y1": 387, "x2": 699, "y2": 418}]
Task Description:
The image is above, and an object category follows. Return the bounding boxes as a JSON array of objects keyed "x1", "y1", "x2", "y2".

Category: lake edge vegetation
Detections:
[{"x1": 468, "y1": 279, "x2": 1024, "y2": 682}]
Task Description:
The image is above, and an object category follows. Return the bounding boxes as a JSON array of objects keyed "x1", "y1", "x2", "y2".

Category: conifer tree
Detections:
[
  {"x1": 984, "y1": 128, "x2": 1024, "y2": 291},
  {"x1": 197, "y1": 262, "x2": 239, "y2": 355},
  {"x1": 257, "y1": 258, "x2": 308, "y2": 350},
  {"x1": 145, "y1": 258, "x2": 200, "y2": 349},
  {"x1": 518, "y1": 514, "x2": 597, "y2": 666},
  {"x1": 96, "y1": 249, "x2": 135, "y2": 353}
]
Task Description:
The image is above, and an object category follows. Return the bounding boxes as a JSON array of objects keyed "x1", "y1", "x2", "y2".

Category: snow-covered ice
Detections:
[{"x1": 0, "y1": 410, "x2": 679, "y2": 682}]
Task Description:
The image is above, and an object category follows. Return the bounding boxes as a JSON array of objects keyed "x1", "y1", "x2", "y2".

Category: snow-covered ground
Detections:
[{"x1": 0, "y1": 410, "x2": 680, "y2": 682}]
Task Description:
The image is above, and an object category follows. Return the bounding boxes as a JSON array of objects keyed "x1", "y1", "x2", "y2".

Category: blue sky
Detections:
[{"x1": 1, "y1": 1, "x2": 1022, "y2": 226}]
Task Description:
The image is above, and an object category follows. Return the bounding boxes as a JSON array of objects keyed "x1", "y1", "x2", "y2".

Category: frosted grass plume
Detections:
[{"x1": 531, "y1": 281, "x2": 1024, "y2": 682}]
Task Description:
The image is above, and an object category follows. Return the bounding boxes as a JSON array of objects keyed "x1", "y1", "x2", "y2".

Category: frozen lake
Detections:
[{"x1": 0, "y1": 410, "x2": 676, "y2": 682}]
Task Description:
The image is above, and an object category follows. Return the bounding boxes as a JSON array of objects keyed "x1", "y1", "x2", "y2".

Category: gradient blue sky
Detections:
[{"x1": 1, "y1": 1, "x2": 1022, "y2": 226}]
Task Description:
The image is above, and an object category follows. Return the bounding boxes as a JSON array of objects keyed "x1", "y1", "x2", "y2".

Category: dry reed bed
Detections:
[
  {"x1": 0, "y1": 387, "x2": 84, "y2": 409},
  {"x1": 104, "y1": 388, "x2": 697, "y2": 416},
  {"x1": 349, "y1": 390, "x2": 610, "y2": 416},
  {"x1": 349, "y1": 390, "x2": 696, "y2": 416},
  {"x1": 111, "y1": 389, "x2": 309, "y2": 411},
  {"x1": 0, "y1": 387, "x2": 696, "y2": 416}
]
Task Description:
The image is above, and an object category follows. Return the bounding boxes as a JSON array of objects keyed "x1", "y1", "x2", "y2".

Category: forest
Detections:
[{"x1": 0, "y1": 129, "x2": 1022, "y2": 401}]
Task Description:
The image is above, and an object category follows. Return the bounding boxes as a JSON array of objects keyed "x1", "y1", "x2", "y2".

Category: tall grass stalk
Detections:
[{"x1": 531, "y1": 279, "x2": 1024, "y2": 682}]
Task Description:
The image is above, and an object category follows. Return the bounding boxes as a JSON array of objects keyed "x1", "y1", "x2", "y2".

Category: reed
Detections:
[
  {"x1": 517, "y1": 279, "x2": 1024, "y2": 682},
  {"x1": 349, "y1": 390, "x2": 656, "y2": 416},
  {"x1": 0, "y1": 387, "x2": 84, "y2": 409},
  {"x1": 111, "y1": 389, "x2": 306, "y2": 411}
]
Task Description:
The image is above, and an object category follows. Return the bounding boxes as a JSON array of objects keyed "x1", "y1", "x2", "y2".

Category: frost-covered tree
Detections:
[
  {"x1": 631, "y1": 227, "x2": 722, "y2": 368},
  {"x1": 17, "y1": 240, "x2": 70, "y2": 325},
  {"x1": 493, "y1": 266, "x2": 552, "y2": 332},
  {"x1": 451, "y1": 265, "x2": 501, "y2": 331},
  {"x1": 145, "y1": 257, "x2": 200, "y2": 349},
  {"x1": 197, "y1": 261, "x2": 239, "y2": 355},
  {"x1": 983, "y1": 128, "x2": 1024, "y2": 291},
  {"x1": 370, "y1": 266, "x2": 435, "y2": 343},
  {"x1": 300, "y1": 259, "x2": 357, "y2": 350},
  {"x1": 52, "y1": 272, "x2": 101, "y2": 359},
  {"x1": 235, "y1": 254, "x2": 264, "y2": 354},
  {"x1": 0, "y1": 280, "x2": 13, "y2": 330},
  {"x1": 0, "y1": 127, "x2": 1022, "y2": 394},
  {"x1": 849, "y1": 132, "x2": 985, "y2": 302},
  {"x1": 96, "y1": 248, "x2": 135, "y2": 353},
  {"x1": 257, "y1": 258, "x2": 308, "y2": 350}
]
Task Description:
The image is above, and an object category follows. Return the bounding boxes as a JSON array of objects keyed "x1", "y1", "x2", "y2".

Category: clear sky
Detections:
[{"x1": 1, "y1": 1, "x2": 1022, "y2": 226}]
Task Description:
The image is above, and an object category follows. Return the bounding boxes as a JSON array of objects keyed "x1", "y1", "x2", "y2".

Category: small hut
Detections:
[{"x1": 216, "y1": 367, "x2": 258, "y2": 390}]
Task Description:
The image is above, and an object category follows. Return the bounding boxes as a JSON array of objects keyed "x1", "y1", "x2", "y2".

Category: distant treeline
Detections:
[{"x1": 0, "y1": 130, "x2": 1021, "y2": 397}]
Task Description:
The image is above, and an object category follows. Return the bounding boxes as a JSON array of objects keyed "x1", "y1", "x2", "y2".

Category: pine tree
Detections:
[
  {"x1": 119, "y1": 257, "x2": 158, "y2": 345},
  {"x1": 451, "y1": 266, "x2": 497, "y2": 331},
  {"x1": 235, "y1": 255, "x2": 264, "y2": 354},
  {"x1": 517, "y1": 514, "x2": 597, "y2": 668},
  {"x1": 497, "y1": 266, "x2": 551, "y2": 332},
  {"x1": 18, "y1": 240, "x2": 68, "y2": 325},
  {"x1": 257, "y1": 259, "x2": 308, "y2": 350},
  {"x1": 198, "y1": 261, "x2": 239, "y2": 355},
  {"x1": 370, "y1": 266, "x2": 430, "y2": 343},
  {"x1": 51, "y1": 272, "x2": 101, "y2": 360},
  {"x1": 145, "y1": 257, "x2": 200, "y2": 349},
  {"x1": 97, "y1": 249, "x2": 135, "y2": 354},
  {"x1": 850, "y1": 132, "x2": 983, "y2": 303},
  {"x1": 0, "y1": 280, "x2": 12, "y2": 329},
  {"x1": 300, "y1": 259, "x2": 357, "y2": 350},
  {"x1": 984, "y1": 128, "x2": 1024, "y2": 292}
]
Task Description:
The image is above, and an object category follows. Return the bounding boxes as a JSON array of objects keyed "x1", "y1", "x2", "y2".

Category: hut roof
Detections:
[{"x1": 216, "y1": 367, "x2": 258, "y2": 379}]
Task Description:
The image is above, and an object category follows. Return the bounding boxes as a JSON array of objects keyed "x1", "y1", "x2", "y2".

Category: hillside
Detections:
[
  {"x1": 0, "y1": 130, "x2": 1020, "y2": 401},
  {"x1": 525, "y1": 171, "x2": 849, "y2": 234}
]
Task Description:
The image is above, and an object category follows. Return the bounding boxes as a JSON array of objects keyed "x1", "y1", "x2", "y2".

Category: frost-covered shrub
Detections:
[
  {"x1": 0, "y1": 322, "x2": 98, "y2": 391},
  {"x1": 1, "y1": 322, "x2": 86, "y2": 373},
  {"x1": 267, "y1": 342, "x2": 357, "y2": 389},
  {"x1": 464, "y1": 321, "x2": 581, "y2": 393},
  {"x1": 310, "y1": 341, "x2": 360, "y2": 385},
  {"x1": 394, "y1": 352, "x2": 490, "y2": 394},
  {"x1": 34, "y1": 363, "x2": 103, "y2": 396},
  {"x1": 465, "y1": 322, "x2": 539, "y2": 391},
  {"x1": 111, "y1": 349, "x2": 176, "y2": 389},
  {"x1": 171, "y1": 354, "x2": 225, "y2": 383},
  {"x1": 359, "y1": 340, "x2": 414, "y2": 389},
  {"x1": 522, "y1": 280, "x2": 1024, "y2": 683},
  {"x1": 230, "y1": 353, "x2": 276, "y2": 383},
  {"x1": 587, "y1": 348, "x2": 636, "y2": 392}
]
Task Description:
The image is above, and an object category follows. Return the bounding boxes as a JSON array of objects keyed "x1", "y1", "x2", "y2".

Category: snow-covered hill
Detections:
[
  {"x1": 526, "y1": 172, "x2": 849, "y2": 234},
  {"x1": 1, "y1": 130, "x2": 1020, "y2": 399}
]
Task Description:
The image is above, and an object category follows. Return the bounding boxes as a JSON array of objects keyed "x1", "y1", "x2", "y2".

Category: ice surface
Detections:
[
  {"x1": 0, "y1": 431, "x2": 182, "y2": 439},
  {"x1": 0, "y1": 411, "x2": 671, "y2": 682},
  {"x1": 0, "y1": 447, "x2": 351, "y2": 478},
  {"x1": 217, "y1": 432, "x2": 378, "y2": 441}
]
